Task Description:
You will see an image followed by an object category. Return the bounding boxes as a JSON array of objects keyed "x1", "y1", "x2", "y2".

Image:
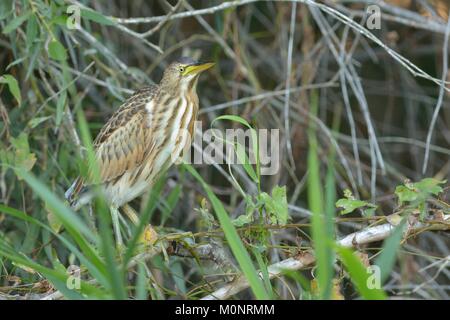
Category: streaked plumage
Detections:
[{"x1": 66, "y1": 58, "x2": 213, "y2": 212}]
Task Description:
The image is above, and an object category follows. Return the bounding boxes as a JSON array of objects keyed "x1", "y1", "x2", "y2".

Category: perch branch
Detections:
[{"x1": 201, "y1": 214, "x2": 450, "y2": 300}]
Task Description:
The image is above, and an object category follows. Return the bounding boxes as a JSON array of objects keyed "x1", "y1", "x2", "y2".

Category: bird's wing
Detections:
[
  {"x1": 92, "y1": 86, "x2": 158, "y2": 183},
  {"x1": 65, "y1": 86, "x2": 158, "y2": 204},
  {"x1": 93, "y1": 108, "x2": 149, "y2": 183}
]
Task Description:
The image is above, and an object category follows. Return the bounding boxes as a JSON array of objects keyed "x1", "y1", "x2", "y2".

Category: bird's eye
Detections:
[{"x1": 179, "y1": 66, "x2": 185, "y2": 73}]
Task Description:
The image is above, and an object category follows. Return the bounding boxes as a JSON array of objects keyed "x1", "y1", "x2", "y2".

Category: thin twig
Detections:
[
  {"x1": 422, "y1": 9, "x2": 450, "y2": 174},
  {"x1": 284, "y1": 2, "x2": 297, "y2": 170}
]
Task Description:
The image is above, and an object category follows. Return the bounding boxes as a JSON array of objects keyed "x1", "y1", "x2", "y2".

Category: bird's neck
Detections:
[
  {"x1": 183, "y1": 75, "x2": 199, "y2": 95},
  {"x1": 160, "y1": 78, "x2": 199, "y2": 100}
]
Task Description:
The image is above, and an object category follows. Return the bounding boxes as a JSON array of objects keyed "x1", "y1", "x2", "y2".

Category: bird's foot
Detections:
[{"x1": 139, "y1": 224, "x2": 159, "y2": 246}]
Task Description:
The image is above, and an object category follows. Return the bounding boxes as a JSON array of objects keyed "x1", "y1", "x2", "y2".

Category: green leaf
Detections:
[
  {"x1": 336, "y1": 198, "x2": 369, "y2": 215},
  {"x1": 46, "y1": 207, "x2": 63, "y2": 233},
  {"x1": 260, "y1": 186, "x2": 289, "y2": 225},
  {"x1": 2, "y1": 10, "x2": 31, "y2": 34},
  {"x1": 10, "y1": 133, "x2": 36, "y2": 174},
  {"x1": 363, "y1": 207, "x2": 377, "y2": 217},
  {"x1": 394, "y1": 185, "x2": 418, "y2": 204},
  {"x1": 414, "y1": 178, "x2": 446, "y2": 195},
  {"x1": 214, "y1": 114, "x2": 253, "y2": 128},
  {"x1": 231, "y1": 197, "x2": 256, "y2": 227},
  {"x1": 48, "y1": 40, "x2": 67, "y2": 61},
  {"x1": 235, "y1": 141, "x2": 258, "y2": 182},
  {"x1": 232, "y1": 212, "x2": 253, "y2": 227},
  {"x1": 270, "y1": 186, "x2": 288, "y2": 224},
  {"x1": 0, "y1": 74, "x2": 21, "y2": 105},
  {"x1": 26, "y1": 14, "x2": 39, "y2": 48},
  {"x1": 336, "y1": 189, "x2": 377, "y2": 215},
  {"x1": 213, "y1": 115, "x2": 259, "y2": 159},
  {"x1": 212, "y1": 115, "x2": 260, "y2": 186},
  {"x1": 50, "y1": 14, "x2": 68, "y2": 27},
  {"x1": 0, "y1": 2, "x2": 13, "y2": 20},
  {"x1": 336, "y1": 246, "x2": 387, "y2": 300},
  {"x1": 81, "y1": 8, "x2": 115, "y2": 26},
  {"x1": 395, "y1": 178, "x2": 446, "y2": 206}
]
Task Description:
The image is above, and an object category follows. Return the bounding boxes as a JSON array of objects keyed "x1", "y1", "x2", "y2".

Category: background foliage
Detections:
[{"x1": 0, "y1": 0, "x2": 449, "y2": 300}]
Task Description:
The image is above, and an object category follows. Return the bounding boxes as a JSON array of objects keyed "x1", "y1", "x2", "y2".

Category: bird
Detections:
[{"x1": 65, "y1": 57, "x2": 214, "y2": 247}]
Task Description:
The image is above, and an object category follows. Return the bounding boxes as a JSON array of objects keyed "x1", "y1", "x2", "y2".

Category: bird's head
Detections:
[{"x1": 160, "y1": 57, "x2": 214, "y2": 92}]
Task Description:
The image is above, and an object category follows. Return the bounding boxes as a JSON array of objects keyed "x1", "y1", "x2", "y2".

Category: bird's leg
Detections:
[
  {"x1": 118, "y1": 212, "x2": 133, "y2": 238},
  {"x1": 121, "y1": 204, "x2": 140, "y2": 225},
  {"x1": 110, "y1": 206, "x2": 123, "y2": 249}
]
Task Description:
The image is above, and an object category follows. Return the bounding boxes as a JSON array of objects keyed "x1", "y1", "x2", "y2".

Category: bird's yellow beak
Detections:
[{"x1": 182, "y1": 62, "x2": 215, "y2": 76}]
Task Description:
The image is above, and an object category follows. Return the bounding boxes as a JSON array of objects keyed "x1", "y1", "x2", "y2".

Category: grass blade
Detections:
[
  {"x1": 374, "y1": 219, "x2": 406, "y2": 284},
  {"x1": 336, "y1": 246, "x2": 387, "y2": 300},
  {"x1": 307, "y1": 90, "x2": 333, "y2": 299},
  {"x1": 0, "y1": 204, "x2": 109, "y2": 288},
  {"x1": 76, "y1": 108, "x2": 126, "y2": 299}
]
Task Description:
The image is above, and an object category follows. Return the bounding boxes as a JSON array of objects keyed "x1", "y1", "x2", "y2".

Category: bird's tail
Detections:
[{"x1": 65, "y1": 177, "x2": 91, "y2": 211}]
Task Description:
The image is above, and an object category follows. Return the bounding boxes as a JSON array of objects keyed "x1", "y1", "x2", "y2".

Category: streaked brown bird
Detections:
[{"x1": 65, "y1": 57, "x2": 214, "y2": 246}]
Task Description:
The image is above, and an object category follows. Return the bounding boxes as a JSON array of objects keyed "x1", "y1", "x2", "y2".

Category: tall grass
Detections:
[
  {"x1": 307, "y1": 90, "x2": 334, "y2": 299},
  {"x1": 1, "y1": 0, "x2": 449, "y2": 300}
]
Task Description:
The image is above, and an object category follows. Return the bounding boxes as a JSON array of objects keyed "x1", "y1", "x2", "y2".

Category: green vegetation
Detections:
[{"x1": 0, "y1": 0, "x2": 449, "y2": 300}]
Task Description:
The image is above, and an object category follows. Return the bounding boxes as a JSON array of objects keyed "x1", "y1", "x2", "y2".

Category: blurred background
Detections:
[{"x1": 0, "y1": 0, "x2": 449, "y2": 300}]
